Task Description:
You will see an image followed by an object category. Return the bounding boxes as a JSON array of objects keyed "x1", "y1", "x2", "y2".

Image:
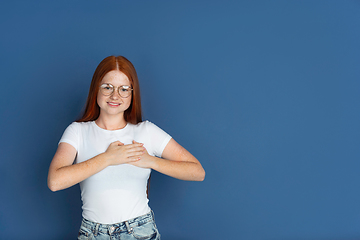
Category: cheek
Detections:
[
  {"x1": 125, "y1": 96, "x2": 132, "y2": 108},
  {"x1": 96, "y1": 93, "x2": 103, "y2": 106}
]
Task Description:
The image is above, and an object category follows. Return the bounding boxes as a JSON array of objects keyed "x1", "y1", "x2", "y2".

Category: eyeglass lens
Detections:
[{"x1": 100, "y1": 84, "x2": 132, "y2": 98}]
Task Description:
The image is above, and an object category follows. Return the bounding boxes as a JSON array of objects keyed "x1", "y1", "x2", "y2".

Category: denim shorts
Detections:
[{"x1": 78, "y1": 211, "x2": 160, "y2": 240}]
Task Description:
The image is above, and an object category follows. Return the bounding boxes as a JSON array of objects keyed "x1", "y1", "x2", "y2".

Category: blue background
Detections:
[{"x1": 1, "y1": 1, "x2": 359, "y2": 239}]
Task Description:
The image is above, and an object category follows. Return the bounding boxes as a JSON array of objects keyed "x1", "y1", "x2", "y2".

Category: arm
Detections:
[
  {"x1": 130, "y1": 139, "x2": 205, "y2": 181},
  {"x1": 47, "y1": 141, "x2": 144, "y2": 192}
]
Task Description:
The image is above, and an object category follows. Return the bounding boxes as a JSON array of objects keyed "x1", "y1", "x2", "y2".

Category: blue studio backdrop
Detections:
[{"x1": 1, "y1": 1, "x2": 359, "y2": 239}]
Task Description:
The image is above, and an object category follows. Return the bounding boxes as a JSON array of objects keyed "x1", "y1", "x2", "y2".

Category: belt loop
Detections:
[
  {"x1": 94, "y1": 223, "x2": 100, "y2": 236},
  {"x1": 151, "y1": 210, "x2": 155, "y2": 220},
  {"x1": 125, "y1": 221, "x2": 133, "y2": 234}
]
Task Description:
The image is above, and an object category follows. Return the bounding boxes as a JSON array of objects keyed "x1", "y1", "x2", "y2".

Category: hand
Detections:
[
  {"x1": 104, "y1": 141, "x2": 144, "y2": 166},
  {"x1": 128, "y1": 141, "x2": 154, "y2": 169}
]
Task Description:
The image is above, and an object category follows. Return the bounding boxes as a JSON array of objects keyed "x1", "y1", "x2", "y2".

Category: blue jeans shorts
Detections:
[{"x1": 78, "y1": 211, "x2": 160, "y2": 240}]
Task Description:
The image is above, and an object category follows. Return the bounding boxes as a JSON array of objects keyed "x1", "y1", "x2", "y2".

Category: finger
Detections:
[
  {"x1": 123, "y1": 143, "x2": 144, "y2": 151},
  {"x1": 110, "y1": 141, "x2": 124, "y2": 146},
  {"x1": 126, "y1": 156, "x2": 141, "y2": 162},
  {"x1": 132, "y1": 140, "x2": 144, "y2": 146},
  {"x1": 125, "y1": 146, "x2": 145, "y2": 154},
  {"x1": 126, "y1": 150, "x2": 144, "y2": 158}
]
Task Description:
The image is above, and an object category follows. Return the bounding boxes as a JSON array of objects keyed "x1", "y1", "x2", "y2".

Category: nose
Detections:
[{"x1": 109, "y1": 88, "x2": 121, "y2": 99}]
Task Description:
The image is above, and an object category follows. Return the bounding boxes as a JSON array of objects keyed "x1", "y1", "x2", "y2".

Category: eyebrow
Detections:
[{"x1": 101, "y1": 83, "x2": 131, "y2": 87}]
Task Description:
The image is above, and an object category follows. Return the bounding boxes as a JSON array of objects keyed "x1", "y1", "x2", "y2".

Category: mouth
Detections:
[{"x1": 107, "y1": 102, "x2": 121, "y2": 107}]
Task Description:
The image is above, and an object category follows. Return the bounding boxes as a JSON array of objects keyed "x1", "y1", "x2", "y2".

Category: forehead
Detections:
[{"x1": 101, "y1": 70, "x2": 131, "y2": 85}]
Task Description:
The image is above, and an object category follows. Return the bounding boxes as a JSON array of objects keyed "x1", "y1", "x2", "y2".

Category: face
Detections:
[{"x1": 97, "y1": 70, "x2": 132, "y2": 119}]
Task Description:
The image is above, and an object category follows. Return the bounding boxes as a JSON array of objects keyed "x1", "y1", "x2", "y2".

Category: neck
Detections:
[{"x1": 95, "y1": 115, "x2": 127, "y2": 130}]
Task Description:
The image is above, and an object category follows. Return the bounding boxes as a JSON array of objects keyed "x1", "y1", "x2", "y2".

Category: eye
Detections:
[
  {"x1": 101, "y1": 84, "x2": 113, "y2": 90},
  {"x1": 120, "y1": 86, "x2": 131, "y2": 92}
]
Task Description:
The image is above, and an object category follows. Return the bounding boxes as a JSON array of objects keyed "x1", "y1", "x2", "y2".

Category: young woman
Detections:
[{"x1": 47, "y1": 56, "x2": 205, "y2": 240}]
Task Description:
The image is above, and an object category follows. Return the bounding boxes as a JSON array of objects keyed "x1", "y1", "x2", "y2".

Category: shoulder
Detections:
[
  {"x1": 64, "y1": 121, "x2": 94, "y2": 133},
  {"x1": 137, "y1": 120, "x2": 153, "y2": 127},
  {"x1": 59, "y1": 122, "x2": 95, "y2": 148},
  {"x1": 138, "y1": 120, "x2": 171, "y2": 138},
  {"x1": 132, "y1": 120, "x2": 159, "y2": 131},
  {"x1": 127, "y1": 120, "x2": 166, "y2": 135},
  {"x1": 69, "y1": 121, "x2": 94, "y2": 128}
]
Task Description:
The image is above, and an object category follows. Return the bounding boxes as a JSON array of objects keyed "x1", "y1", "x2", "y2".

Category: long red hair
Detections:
[{"x1": 76, "y1": 56, "x2": 142, "y2": 124}]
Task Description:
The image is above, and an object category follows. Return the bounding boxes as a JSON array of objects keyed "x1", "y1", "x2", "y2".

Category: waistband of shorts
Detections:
[{"x1": 80, "y1": 210, "x2": 155, "y2": 235}]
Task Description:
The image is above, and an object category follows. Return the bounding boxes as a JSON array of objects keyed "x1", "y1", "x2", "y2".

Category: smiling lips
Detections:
[{"x1": 107, "y1": 102, "x2": 121, "y2": 107}]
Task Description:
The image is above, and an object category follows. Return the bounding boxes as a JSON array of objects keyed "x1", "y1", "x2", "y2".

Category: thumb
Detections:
[
  {"x1": 114, "y1": 141, "x2": 124, "y2": 146},
  {"x1": 132, "y1": 140, "x2": 143, "y2": 145}
]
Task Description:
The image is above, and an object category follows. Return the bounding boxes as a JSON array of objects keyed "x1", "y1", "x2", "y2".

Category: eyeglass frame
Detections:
[{"x1": 99, "y1": 83, "x2": 133, "y2": 98}]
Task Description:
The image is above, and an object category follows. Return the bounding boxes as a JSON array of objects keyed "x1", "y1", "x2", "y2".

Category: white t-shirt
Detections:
[{"x1": 59, "y1": 120, "x2": 172, "y2": 224}]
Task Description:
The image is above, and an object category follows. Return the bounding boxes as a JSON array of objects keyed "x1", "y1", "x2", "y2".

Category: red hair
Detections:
[{"x1": 76, "y1": 56, "x2": 142, "y2": 124}]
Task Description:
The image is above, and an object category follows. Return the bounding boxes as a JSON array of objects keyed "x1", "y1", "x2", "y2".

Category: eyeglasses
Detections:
[{"x1": 99, "y1": 83, "x2": 133, "y2": 98}]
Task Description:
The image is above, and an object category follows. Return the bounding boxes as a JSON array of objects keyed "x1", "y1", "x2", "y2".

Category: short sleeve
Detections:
[
  {"x1": 59, "y1": 122, "x2": 80, "y2": 151},
  {"x1": 145, "y1": 121, "x2": 172, "y2": 157}
]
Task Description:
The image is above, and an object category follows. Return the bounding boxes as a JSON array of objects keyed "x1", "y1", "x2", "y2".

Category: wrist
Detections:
[
  {"x1": 149, "y1": 155, "x2": 159, "y2": 170},
  {"x1": 101, "y1": 152, "x2": 112, "y2": 166}
]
